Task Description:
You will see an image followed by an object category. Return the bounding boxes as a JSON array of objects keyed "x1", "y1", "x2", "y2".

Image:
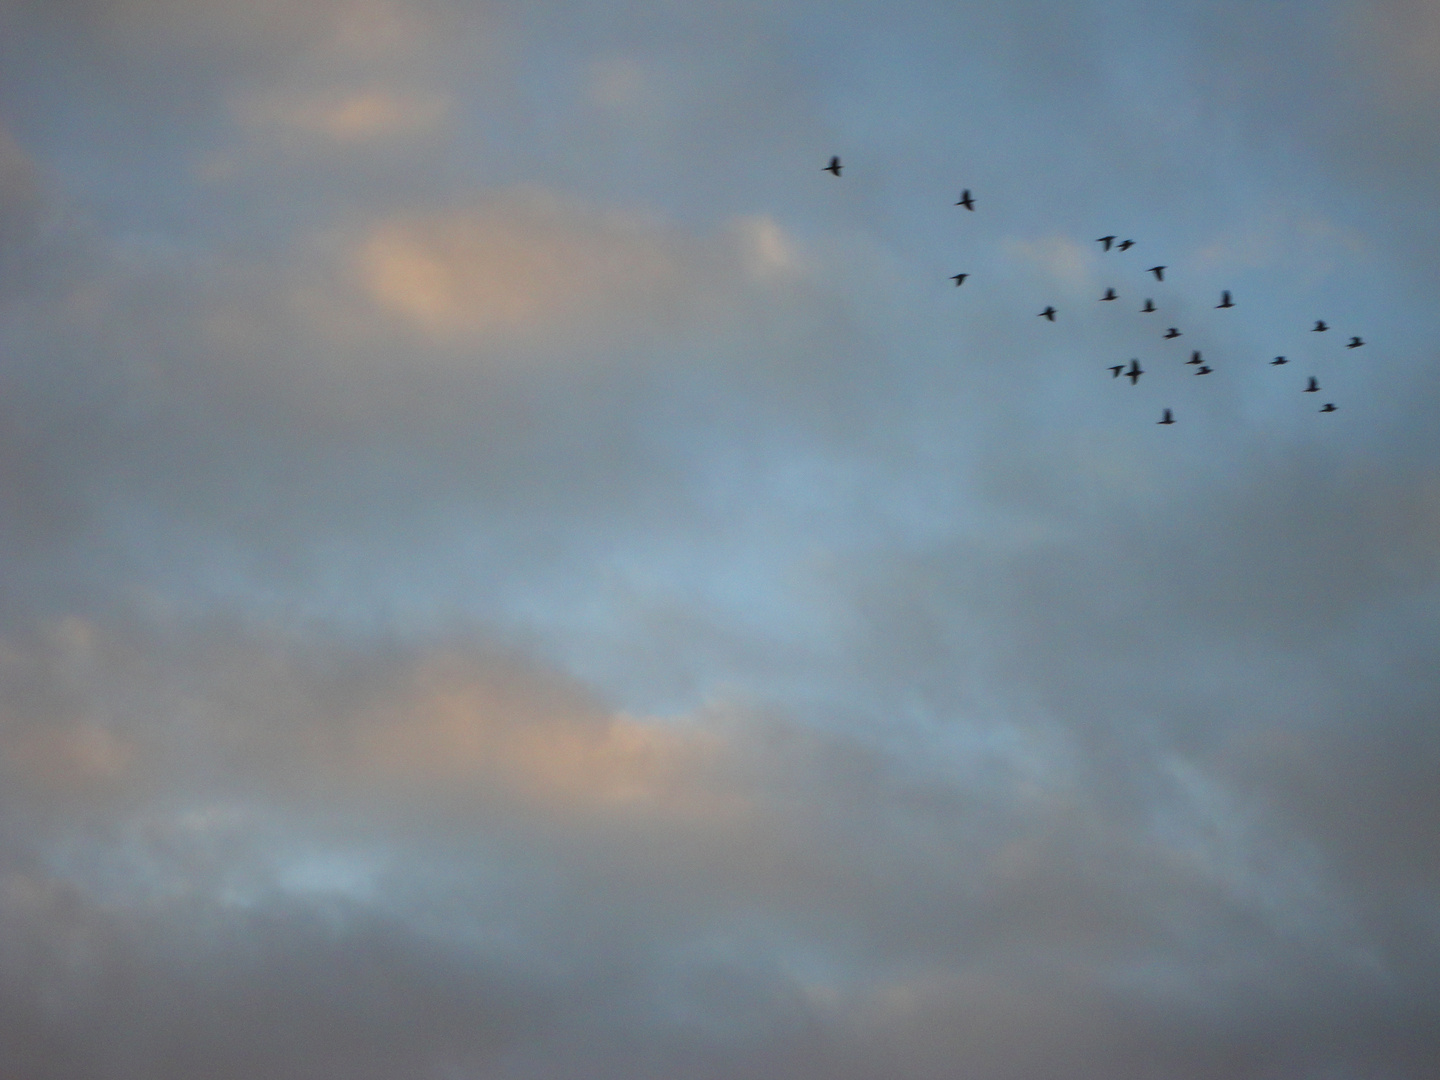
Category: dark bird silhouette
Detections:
[
  {"x1": 1109, "y1": 365, "x2": 1124, "y2": 378},
  {"x1": 1313, "y1": 320, "x2": 1328, "y2": 332},
  {"x1": 1141, "y1": 298, "x2": 1156, "y2": 312},
  {"x1": 1125, "y1": 359, "x2": 1143, "y2": 384},
  {"x1": 1271, "y1": 356, "x2": 1288, "y2": 365},
  {"x1": 1149, "y1": 266, "x2": 1166, "y2": 281},
  {"x1": 1304, "y1": 376, "x2": 1320, "y2": 392},
  {"x1": 1321, "y1": 403, "x2": 1337, "y2": 412},
  {"x1": 1100, "y1": 287, "x2": 1117, "y2": 301},
  {"x1": 1217, "y1": 290, "x2": 1234, "y2": 308},
  {"x1": 1118, "y1": 239, "x2": 1135, "y2": 251},
  {"x1": 951, "y1": 273, "x2": 968, "y2": 286},
  {"x1": 1164, "y1": 327, "x2": 1181, "y2": 339},
  {"x1": 1097, "y1": 235, "x2": 1115, "y2": 251},
  {"x1": 1158, "y1": 408, "x2": 1175, "y2": 425},
  {"x1": 1187, "y1": 350, "x2": 1203, "y2": 365},
  {"x1": 1195, "y1": 365, "x2": 1212, "y2": 375},
  {"x1": 956, "y1": 189, "x2": 975, "y2": 210},
  {"x1": 1039, "y1": 306, "x2": 1056, "y2": 321},
  {"x1": 825, "y1": 156, "x2": 842, "y2": 176},
  {"x1": 1348, "y1": 336, "x2": 1364, "y2": 348}
]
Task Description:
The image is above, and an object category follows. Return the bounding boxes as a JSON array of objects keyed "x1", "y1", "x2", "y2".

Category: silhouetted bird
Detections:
[
  {"x1": 951, "y1": 274, "x2": 968, "y2": 286},
  {"x1": 1039, "y1": 307, "x2": 1056, "y2": 321},
  {"x1": 1187, "y1": 350, "x2": 1203, "y2": 365},
  {"x1": 1321, "y1": 403, "x2": 1337, "y2": 412},
  {"x1": 1158, "y1": 408, "x2": 1175, "y2": 425},
  {"x1": 1097, "y1": 235, "x2": 1115, "y2": 251},
  {"x1": 1109, "y1": 365, "x2": 1124, "y2": 378},
  {"x1": 1118, "y1": 239, "x2": 1135, "y2": 250},
  {"x1": 1141, "y1": 298, "x2": 1156, "y2": 312},
  {"x1": 1149, "y1": 266, "x2": 1166, "y2": 281},
  {"x1": 1304, "y1": 377, "x2": 1320, "y2": 392},
  {"x1": 1125, "y1": 359, "x2": 1143, "y2": 384},
  {"x1": 1164, "y1": 327, "x2": 1181, "y2": 339},
  {"x1": 1348, "y1": 336, "x2": 1364, "y2": 348},
  {"x1": 1271, "y1": 356, "x2": 1288, "y2": 365},
  {"x1": 1313, "y1": 320, "x2": 1328, "y2": 332},
  {"x1": 1195, "y1": 365, "x2": 1212, "y2": 375},
  {"x1": 956, "y1": 189, "x2": 975, "y2": 210},
  {"x1": 1100, "y1": 287, "x2": 1117, "y2": 301},
  {"x1": 1217, "y1": 290, "x2": 1234, "y2": 308},
  {"x1": 825, "y1": 156, "x2": 842, "y2": 176}
]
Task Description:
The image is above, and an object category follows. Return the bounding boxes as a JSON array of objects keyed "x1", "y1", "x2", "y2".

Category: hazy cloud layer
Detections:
[{"x1": 1, "y1": 0, "x2": 1438, "y2": 1077}]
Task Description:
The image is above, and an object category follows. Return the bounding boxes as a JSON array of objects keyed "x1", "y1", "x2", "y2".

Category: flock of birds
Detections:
[{"x1": 824, "y1": 156, "x2": 1362, "y2": 424}]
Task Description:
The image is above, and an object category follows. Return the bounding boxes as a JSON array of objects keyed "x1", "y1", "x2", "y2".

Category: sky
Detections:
[{"x1": 1, "y1": 0, "x2": 1439, "y2": 1076}]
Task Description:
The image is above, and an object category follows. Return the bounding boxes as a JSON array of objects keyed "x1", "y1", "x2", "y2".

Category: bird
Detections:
[
  {"x1": 1187, "y1": 350, "x2": 1203, "y2": 365},
  {"x1": 1039, "y1": 306, "x2": 1056, "y2": 321},
  {"x1": 1125, "y1": 359, "x2": 1143, "y2": 384},
  {"x1": 1164, "y1": 327, "x2": 1181, "y2": 339},
  {"x1": 1097, "y1": 235, "x2": 1115, "y2": 251},
  {"x1": 825, "y1": 156, "x2": 842, "y2": 176},
  {"x1": 1304, "y1": 376, "x2": 1320, "y2": 392},
  {"x1": 1320, "y1": 403, "x2": 1337, "y2": 412},
  {"x1": 1195, "y1": 365, "x2": 1212, "y2": 375},
  {"x1": 1271, "y1": 356, "x2": 1288, "y2": 365},
  {"x1": 956, "y1": 189, "x2": 975, "y2": 210},
  {"x1": 1217, "y1": 290, "x2": 1234, "y2": 308},
  {"x1": 1313, "y1": 320, "x2": 1328, "y2": 332},
  {"x1": 1158, "y1": 408, "x2": 1175, "y2": 425},
  {"x1": 1100, "y1": 287, "x2": 1117, "y2": 301},
  {"x1": 1347, "y1": 336, "x2": 1364, "y2": 348},
  {"x1": 1109, "y1": 365, "x2": 1124, "y2": 378},
  {"x1": 1141, "y1": 298, "x2": 1156, "y2": 313},
  {"x1": 1148, "y1": 266, "x2": 1166, "y2": 281},
  {"x1": 1118, "y1": 239, "x2": 1135, "y2": 251},
  {"x1": 951, "y1": 273, "x2": 968, "y2": 286}
]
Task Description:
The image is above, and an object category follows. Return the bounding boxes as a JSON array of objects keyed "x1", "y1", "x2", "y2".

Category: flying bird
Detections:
[
  {"x1": 956, "y1": 189, "x2": 975, "y2": 210},
  {"x1": 1039, "y1": 306, "x2": 1056, "y2": 321},
  {"x1": 1304, "y1": 376, "x2": 1320, "y2": 392},
  {"x1": 1097, "y1": 235, "x2": 1115, "y2": 251},
  {"x1": 1187, "y1": 350, "x2": 1203, "y2": 365},
  {"x1": 1158, "y1": 408, "x2": 1175, "y2": 425},
  {"x1": 1125, "y1": 359, "x2": 1144, "y2": 384},
  {"x1": 951, "y1": 273, "x2": 968, "y2": 286},
  {"x1": 1271, "y1": 356, "x2": 1288, "y2": 365},
  {"x1": 1164, "y1": 327, "x2": 1181, "y2": 339},
  {"x1": 1109, "y1": 365, "x2": 1124, "y2": 378},
  {"x1": 1313, "y1": 320, "x2": 1328, "y2": 332},
  {"x1": 1118, "y1": 239, "x2": 1135, "y2": 250},
  {"x1": 1321, "y1": 403, "x2": 1338, "y2": 412},
  {"x1": 1217, "y1": 290, "x2": 1234, "y2": 308},
  {"x1": 1141, "y1": 298, "x2": 1156, "y2": 313},
  {"x1": 1148, "y1": 265, "x2": 1166, "y2": 281},
  {"x1": 1195, "y1": 365, "x2": 1212, "y2": 375},
  {"x1": 1348, "y1": 336, "x2": 1364, "y2": 348},
  {"x1": 1100, "y1": 287, "x2": 1117, "y2": 301},
  {"x1": 825, "y1": 156, "x2": 842, "y2": 176}
]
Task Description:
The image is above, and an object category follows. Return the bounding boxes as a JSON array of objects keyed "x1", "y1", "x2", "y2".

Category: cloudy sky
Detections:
[{"x1": 2, "y1": 1, "x2": 1439, "y2": 1076}]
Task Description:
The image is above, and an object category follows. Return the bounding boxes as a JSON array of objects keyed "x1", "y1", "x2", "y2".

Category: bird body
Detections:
[
  {"x1": 1305, "y1": 377, "x2": 1320, "y2": 392},
  {"x1": 1348, "y1": 336, "x2": 1364, "y2": 348},
  {"x1": 1118, "y1": 239, "x2": 1134, "y2": 250},
  {"x1": 951, "y1": 274, "x2": 968, "y2": 286},
  {"x1": 1321, "y1": 403, "x2": 1338, "y2": 412},
  {"x1": 1101, "y1": 288, "x2": 1117, "y2": 301},
  {"x1": 1149, "y1": 266, "x2": 1166, "y2": 281},
  {"x1": 1313, "y1": 320, "x2": 1328, "y2": 332},
  {"x1": 1195, "y1": 365, "x2": 1212, "y2": 375},
  {"x1": 1039, "y1": 307, "x2": 1056, "y2": 321},
  {"x1": 825, "y1": 156, "x2": 842, "y2": 176},
  {"x1": 1217, "y1": 290, "x2": 1234, "y2": 308},
  {"x1": 1158, "y1": 408, "x2": 1175, "y2": 425},
  {"x1": 1188, "y1": 351, "x2": 1202, "y2": 365},
  {"x1": 1109, "y1": 365, "x2": 1124, "y2": 378},
  {"x1": 956, "y1": 189, "x2": 975, "y2": 210},
  {"x1": 1097, "y1": 235, "x2": 1115, "y2": 251},
  {"x1": 1164, "y1": 328, "x2": 1181, "y2": 339},
  {"x1": 1271, "y1": 356, "x2": 1288, "y2": 365},
  {"x1": 1125, "y1": 359, "x2": 1143, "y2": 384},
  {"x1": 1141, "y1": 299, "x2": 1156, "y2": 312}
]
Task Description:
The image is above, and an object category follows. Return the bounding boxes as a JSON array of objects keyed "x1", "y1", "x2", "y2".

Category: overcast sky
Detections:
[{"x1": 2, "y1": 1, "x2": 1439, "y2": 1077}]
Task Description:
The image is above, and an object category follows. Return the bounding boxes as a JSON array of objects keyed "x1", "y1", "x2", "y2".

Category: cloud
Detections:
[{"x1": 235, "y1": 87, "x2": 448, "y2": 143}]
